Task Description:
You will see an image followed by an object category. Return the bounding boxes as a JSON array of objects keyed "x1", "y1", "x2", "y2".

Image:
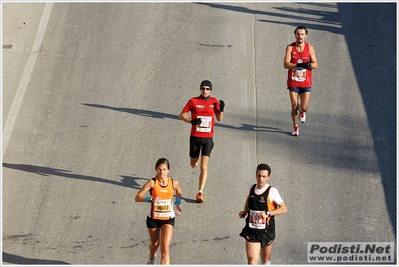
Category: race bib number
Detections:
[
  {"x1": 291, "y1": 68, "x2": 307, "y2": 82},
  {"x1": 196, "y1": 116, "x2": 212, "y2": 133},
  {"x1": 154, "y1": 199, "x2": 172, "y2": 218},
  {"x1": 249, "y1": 210, "x2": 266, "y2": 229}
]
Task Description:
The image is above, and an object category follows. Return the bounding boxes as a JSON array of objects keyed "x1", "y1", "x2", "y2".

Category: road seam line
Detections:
[{"x1": 2, "y1": 2, "x2": 53, "y2": 157}]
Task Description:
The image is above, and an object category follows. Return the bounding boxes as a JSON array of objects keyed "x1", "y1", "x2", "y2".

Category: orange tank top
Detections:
[{"x1": 150, "y1": 177, "x2": 175, "y2": 220}]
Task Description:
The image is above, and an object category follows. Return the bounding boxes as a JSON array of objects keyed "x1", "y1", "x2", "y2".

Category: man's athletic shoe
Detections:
[
  {"x1": 300, "y1": 111, "x2": 306, "y2": 123},
  {"x1": 196, "y1": 192, "x2": 204, "y2": 203},
  {"x1": 147, "y1": 256, "x2": 156, "y2": 265},
  {"x1": 292, "y1": 125, "x2": 299, "y2": 136},
  {"x1": 297, "y1": 104, "x2": 301, "y2": 114}
]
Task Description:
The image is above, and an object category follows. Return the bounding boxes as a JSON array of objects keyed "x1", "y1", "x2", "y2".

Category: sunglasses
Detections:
[{"x1": 201, "y1": 87, "x2": 211, "y2": 91}]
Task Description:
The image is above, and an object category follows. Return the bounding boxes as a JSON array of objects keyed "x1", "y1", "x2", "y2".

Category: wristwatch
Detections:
[{"x1": 266, "y1": 211, "x2": 272, "y2": 216}]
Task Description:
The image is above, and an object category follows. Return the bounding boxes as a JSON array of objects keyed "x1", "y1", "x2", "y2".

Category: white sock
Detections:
[{"x1": 261, "y1": 260, "x2": 271, "y2": 265}]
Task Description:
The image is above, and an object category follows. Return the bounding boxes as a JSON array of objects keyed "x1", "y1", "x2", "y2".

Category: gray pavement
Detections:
[{"x1": 2, "y1": 2, "x2": 396, "y2": 265}]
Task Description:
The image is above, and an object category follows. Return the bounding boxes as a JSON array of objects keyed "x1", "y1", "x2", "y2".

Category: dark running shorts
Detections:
[
  {"x1": 239, "y1": 229, "x2": 275, "y2": 248},
  {"x1": 189, "y1": 136, "x2": 214, "y2": 158},
  {"x1": 287, "y1": 87, "x2": 311, "y2": 94},
  {"x1": 146, "y1": 216, "x2": 175, "y2": 228}
]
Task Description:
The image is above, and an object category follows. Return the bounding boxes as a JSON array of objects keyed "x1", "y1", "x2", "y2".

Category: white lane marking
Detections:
[
  {"x1": 2, "y1": 2, "x2": 54, "y2": 157},
  {"x1": 251, "y1": 15, "x2": 259, "y2": 163}
]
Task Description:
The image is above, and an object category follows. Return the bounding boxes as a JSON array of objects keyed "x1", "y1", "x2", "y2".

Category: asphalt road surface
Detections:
[{"x1": 2, "y1": 2, "x2": 396, "y2": 265}]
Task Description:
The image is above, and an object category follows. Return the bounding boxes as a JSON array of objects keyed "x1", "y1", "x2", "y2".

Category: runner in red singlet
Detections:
[
  {"x1": 179, "y1": 80, "x2": 224, "y2": 203},
  {"x1": 284, "y1": 26, "x2": 319, "y2": 136}
]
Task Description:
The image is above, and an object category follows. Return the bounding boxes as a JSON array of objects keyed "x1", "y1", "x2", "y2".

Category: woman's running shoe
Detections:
[
  {"x1": 196, "y1": 192, "x2": 204, "y2": 203},
  {"x1": 147, "y1": 256, "x2": 156, "y2": 265}
]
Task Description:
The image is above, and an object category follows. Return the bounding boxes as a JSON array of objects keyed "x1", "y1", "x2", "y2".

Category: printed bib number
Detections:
[
  {"x1": 291, "y1": 68, "x2": 307, "y2": 82},
  {"x1": 196, "y1": 116, "x2": 212, "y2": 133},
  {"x1": 154, "y1": 199, "x2": 172, "y2": 218},
  {"x1": 249, "y1": 210, "x2": 266, "y2": 229}
]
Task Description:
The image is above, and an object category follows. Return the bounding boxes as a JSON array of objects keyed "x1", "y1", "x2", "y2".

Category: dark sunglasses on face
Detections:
[{"x1": 201, "y1": 87, "x2": 211, "y2": 91}]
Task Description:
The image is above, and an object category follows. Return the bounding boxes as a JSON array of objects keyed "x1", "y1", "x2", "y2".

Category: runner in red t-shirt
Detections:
[
  {"x1": 179, "y1": 80, "x2": 224, "y2": 203},
  {"x1": 284, "y1": 26, "x2": 319, "y2": 136}
]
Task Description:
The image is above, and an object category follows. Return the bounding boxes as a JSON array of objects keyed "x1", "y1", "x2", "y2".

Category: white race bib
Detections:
[
  {"x1": 195, "y1": 116, "x2": 212, "y2": 133},
  {"x1": 249, "y1": 209, "x2": 266, "y2": 229},
  {"x1": 153, "y1": 199, "x2": 172, "y2": 218},
  {"x1": 291, "y1": 68, "x2": 307, "y2": 82}
]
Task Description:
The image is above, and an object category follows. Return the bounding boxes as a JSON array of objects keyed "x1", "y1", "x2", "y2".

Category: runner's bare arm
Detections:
[
  {"x1": 135, "y1": 179, "x2": 155, "y2": 202},
  {"x1": 173, "y1": 179, "x2": 182, "y2": 215},
  {"x1": 179, "y1": 110, "x2": 191, "y2": 123},
  {"x1": 284, "y1": 45, "x2": 296, "y2": 69},
  {"x1": 309, "y1": 45, "x2": 319, "y2": 69}
]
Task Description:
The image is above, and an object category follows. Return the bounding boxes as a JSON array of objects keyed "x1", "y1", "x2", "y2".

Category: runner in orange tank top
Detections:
[{"x1": 135, "y1": 158, "x2": 182, "y2": 265}]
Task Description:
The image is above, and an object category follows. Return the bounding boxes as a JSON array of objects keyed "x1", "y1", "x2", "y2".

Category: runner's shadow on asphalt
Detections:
[
  {"x1": 2, "y1": 252, "x2": 69, "y2": 264},
  {"x1": 220, "y1": 123, "x2": 285, "y2": 133},
  {"x1": 196, "y1": 2, "x2": 343, "y2": 35},
  {"x1": 82, "y1": 103, "x2": 285, "y2": 133},
  {"x1": 119, "y1": 175, "x2": 151, "y2": 190},
  {"x1": 2, "y1": 163, "x2": 147, "y2": 190},
  {"x1": 82, "y1": 103, "x2": 179, "y2": 120},
  {"x1": 180, "y1": 197, "x2": 198, "y2": 204},
  {"x1": 2, "y1": 163, "x2": 222, "y2": 201}
]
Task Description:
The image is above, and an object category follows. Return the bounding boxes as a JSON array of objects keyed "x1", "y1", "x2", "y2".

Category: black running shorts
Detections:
[
  {"x1": 239, "y1": 229, "x2": 275, "y2": 248},
  {"x1": 146, "y1": 216, "x2": 175, "y2": 228},
  {"x1": 189, "y1": 136, "x2": 214, "y2": 158}
]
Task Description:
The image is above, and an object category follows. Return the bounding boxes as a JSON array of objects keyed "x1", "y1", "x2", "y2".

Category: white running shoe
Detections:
[
  {"x1": 300, "y1": 111, "x2": 306, "y2": 123},
  {"x1": 297, "y1": 104, "x2": 301, "y2": 115},
  {"x1": 292, "y1": 125, "x2": 299, "y2": 136}
]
